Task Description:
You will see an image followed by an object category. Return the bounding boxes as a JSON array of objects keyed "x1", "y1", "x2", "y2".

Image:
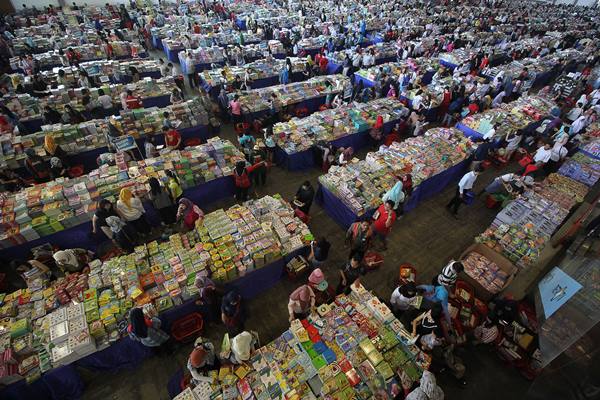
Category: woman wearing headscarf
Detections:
[
  {"x1": 221, "y1": 290, "x2": 244, "y2": 335},
  {"x1": 53, "y1": 248, "x2": 93, "y2": 273},
  {"x1": 382, "y1": 180, "x2": 405, "y2": 214},
  {"x1": 24, "y1": 148, "x2": 51, "y2": 183},
  {"x1": 194, "y1": 275, "x2": 221, "y2": 322},
  {"x1": 405, "y1": 370, "x2": 444, "y2": 400},
  {"x1": 127, "y1": 307, "x2": 170, "y2": 348},
  {"x1": 148, "y1": 177, "x2": 174, "y2": 225},
  {"x1": 49, "y1": 157, "x2": 67, "y2": 178},
  {"x1": 105, "y1": 215, "x2": 136, "y2": 253},
  {"x1": 176, "y1": 197, "x2": 204, "y2": 231},
  {"x1": 229, "y1": 331, "x2": 257, "y2": 364},
  {"x1": 44, "y1": 134, "x2": 69, "y2": 167},
  {"x1": 116, "y1": 187, "x2": 151, "y2": 236},
  {"x1": 288, "y1": 284, "x2": 315, "y2": 322},
  {"x1": 187, "y1": 337, "x2": 218, "y2": 385},
  {"x1": 92, "y1": 199, "x2": 119, "y2": 239},
  {"x1": 293, "y1": 181, "x2": 315, "y2": 215},
  {"x1": 232, "y1": 159, "x2": 263, "y2": 202}
]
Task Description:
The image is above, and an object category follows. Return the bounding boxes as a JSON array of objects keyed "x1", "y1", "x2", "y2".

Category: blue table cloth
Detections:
[
  {"x1": 117, "y1": 70, "x2": 162, "y2": 83},
  {"x1": 75, "y1": 337, "x2": 154, "y2": 372},
  {"x1": 455, "y1": 122, "x2": 484, "y2": 141},
  {"x1": 168, "y1": 368, "x2": 185, "y2": 399},
  {"x1": 353, "y1": 73, "x2": 375, "y2": 88},
  {"x1": 439, "y1": 59, "x2": 457, "y2": 70},
  {"x1": 22, "y1": 117, "x2": 44, "y2": 134},
  {"x1": 0, "y1": 175, "x2": 235, "y2": 260},
  {"x1": 326, "y1": 59, "x2": 343, "y2": 74},
  {"x1": 143, "y1": 94, "x2": 171, "y2": 108},
  {"x1": 235, "y1": 18, "x2": 247, "y2": 30},
  {"x1": 243, "y1": 95, "x2": 327, "y2": 122},
  {"x1": 164, "y1": 47, "x2": 182, "y2": 63},
  {"x1": 274, "y1": 118, "x2": 398, "y2": 171},
  {"x1": 152, "y1": 35, "x2": 163, "y2": 50},
  {"x1": 0, "y1": 364, "x2": 84, "y2": 400},
  {"x1": 316, "y1": 158, "x2": 470, "y2": 229}
]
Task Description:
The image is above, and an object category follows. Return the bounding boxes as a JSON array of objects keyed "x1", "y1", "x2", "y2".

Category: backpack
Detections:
[{"x1": 234, "y1": 169, "x2": 251, "y2": 188}]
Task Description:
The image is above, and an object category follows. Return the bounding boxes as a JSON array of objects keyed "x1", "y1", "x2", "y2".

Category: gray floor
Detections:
[{"x1": 80, "y1": 51, "x2": 534, "y2": 399}]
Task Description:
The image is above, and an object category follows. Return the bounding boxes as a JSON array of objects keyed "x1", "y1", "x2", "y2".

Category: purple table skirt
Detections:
[
  {"x1": 242, "y1": 95, "x2": 327, "y2": 122},
  {"x1": 0, "y1": 175, "x2": 235, "y2": 260},
  {"x1": 0, "y1": 364, "x2": 83, "y2": 400},
  {"x1": 164, "y1": 47, "x2": 182, "y2": 63},
  {"x1": 455, "y1": 122, "x2": 484, "y2": 141},
  {"x1": 316, "y1": 158, "x2": 471, "y2": 229},
  {"x1": 152, "y1": 35, "x2": 163, "y2": 50},
  {"x1": 439, "y1": 59, "x2": 457, "y2": 70},
  {"x1": 142, "y1": 94, "x2": 171, "y2": 108},
  {"x1": 274, "y1": 119, "x2": 398, "y2": 171}
]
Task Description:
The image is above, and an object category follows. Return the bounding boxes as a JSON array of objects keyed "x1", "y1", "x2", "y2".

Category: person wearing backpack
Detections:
[
  {"x1": 233, "y1": 160, "x2": 264, "y2": 202},
  {"x1": 345, "y1": 219, "x2": 372, "y2": 260}
]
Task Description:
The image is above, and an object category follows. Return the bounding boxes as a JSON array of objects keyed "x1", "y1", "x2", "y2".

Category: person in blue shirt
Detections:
[
  {"x1": 360, "y1": 20, "x2": 366, "y2": 37},
  {"x1": 279, "y1": 66, "x2": 289, "y2": 85},
  {"x1": 417, "y1": 284, "x2": 451, "y2": 325}
]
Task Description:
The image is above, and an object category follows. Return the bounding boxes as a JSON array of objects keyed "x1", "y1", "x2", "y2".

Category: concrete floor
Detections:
[{"x1": 80, "y1": 50, "x2": 535, "y2": 399}]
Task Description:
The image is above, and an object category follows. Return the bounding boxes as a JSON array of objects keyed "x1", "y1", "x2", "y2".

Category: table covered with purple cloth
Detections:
[
  {"x1": 152, "y1": 35, "x2": 163, "y2": 50},
  {"x1": 164, "y1": 46, "x2": 182, "y2": 63},
  {"x1": 142, "y1": 94, "x2": 171, "y2": 108},
  {"x1": 242, "y1": 95, "x2": 327, "y2": 122},
  {"x1": 0, "y1": 175, "x2": 236, "y2": 260},
  {"x1": 274, "y1": 118, "x2": 398, "y2": 171},
  {"x1": 455, "y1": 122, "x2": 484, "y2": 141},
  {"x1": 75, "y1": 337, "x2": 154, "y2": 372},
  {"x1": 316, "y1": 158, "x2": 470, "y2": 228},
  {"x1": 0, "y1": 364, "x2": 84, "y2": 400}
]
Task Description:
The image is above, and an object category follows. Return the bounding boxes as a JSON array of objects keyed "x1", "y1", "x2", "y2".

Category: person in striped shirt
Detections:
[{"x1": 433, "y1": 261, "x2": 464, "y2": 287}]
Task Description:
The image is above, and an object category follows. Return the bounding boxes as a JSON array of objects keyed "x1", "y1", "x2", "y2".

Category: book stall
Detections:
[
  {"x1": 0, "y1": 195, "x2": 312, "y2": 400},
  {"x1": 325, "y1": 42, "x2": 400, "y2": 75},
  {"x1": 231, "y1": 75, "x2": 350, "y2": 121},
  {"x1": 316, "y1": 127, "x2": 473, "y2": 228},
  {"x1": 273, "y1": 98, "x2": 407, "y2": 170},
  {"x1": 0, "y1": 97, "x2": 211, "y2": 172},
  {"x1": 456, "y1": 95, "x2": 557, "y2": 141},
  {"x1": 0, "y1": 138, "x2": 244, "y2": 259},
  {"x1": 162, "y1": 32, "x2": 263, "y2": 63},
  {"x1": 198, "y1": 57, "x2": 307, "y2": 97},
  {"x1": 462, "y1": 139, "x2": 599, "y2": 300},
  {"x1": 171, "y1": 282, "x2": 429, "y2": 400},
  {"x1": 4, "y1": 76, "x2": 178, "y2": 133}
]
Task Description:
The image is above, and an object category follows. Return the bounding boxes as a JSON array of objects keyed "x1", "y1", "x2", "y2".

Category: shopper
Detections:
[
  {"x1": 221, "y1": 290, "x2": 244, "y2": 335},
  {"x1": 390, "y1": 281, "x2": 418, "y2": 315},
  {"x1": 336, "y1": 254, "x2": 366, "y2": 295},
  {"x1": 229, "y1": 94, "x2": 243, "y2": 124},
  {"x1": 44, "y1": 134, "x2": 69, "y2": 167},
  {"x1": 233, "y1": 160, "x2": 264, "y2": 202},
  {"x1": 163, "y1": 126, "x2": 182, "y2": 150},
  {"x1": 148, "y1": 177, "x2": 175, "y2": 225},
  {"x1": 176, "y1": 197, "x2": 204, "y2": 231},
  {"x1": 293, "y1": 181, "x2": 315, "y2": 215},
  {"x1": 166, "y1": 170, "x2": 183, "y2": 203},
  {"x1": 382, "y1": 181, "x2": 405, "y2": 214},
  {"x1": 144, "y1": 134, "x2": 159, "y2": 158},
  {"x1": 105, "y1": 215, "x2": 136, "y2": 253},
  {"x1": 92, "y1": 199, "x2": 119, "y2": 239},
  {"x1": 52, "y1": 248, "x2": 93, "y2": 274},
  {"x1": 446, "y1": 166, "x2": 482, "y2": 216},
  {"x1": 345, "y1": 219, "x2": 372, "y2": 259},
  {"x1": 371, "y1": 200, "x2": 397, "y2": 250},
  {"x1": 307, "y1": 268, "x2": 334, "y2": 306},
  {"x1": 116, "y1": 187, "x2": 151, "y2": 236},
  {"x1": 24, "y1": 148, "x2": 51, "y2": 183},
  {"x1": 230, "y1": 331, "x2": 257, "y2": 364},
  {"x1": 307, "y1": 237, "x2": 330, "y2": 268},
  {"x1": 433, "y1": 260, "x2": 464, "y2": 287},
  {"x1": 127, "y1": 307, "x2": 170, "y2": 348},
  {"x1": 411, "y1": 304, "x2": 444, "y2": 350},
  {"x1": 405, "y1": 370, "x2": 444, "y2": 400},
  {"x1": 187, "y1": 337, "x2": 217, "y2": 385},
  {"x1": 288, "y1": 284, "x2": 316, "y2": 321},
  {"x1": 416, "y1": 284, "x2": 451, "y2": 325},
  {"x1": 194, "y1": 275, "x2": 221, "y2": 322}
]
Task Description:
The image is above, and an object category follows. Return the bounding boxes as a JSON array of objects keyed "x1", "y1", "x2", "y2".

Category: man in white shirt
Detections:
[
  {"x1": 446, "y1": 166, "x2": 482, "y2": 216},
  {"x1": 533, "y1": 143, "x2": 552, "y2": 165}
]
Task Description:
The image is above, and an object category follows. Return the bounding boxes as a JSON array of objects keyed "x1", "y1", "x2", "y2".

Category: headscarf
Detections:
[
  {"x1": 106, "y1": 216, "x2": 125, "y2": 233},
  {"x1": 178, "y1": 197, "x2": 204, "y2": 219},
  {"x1": 119, "y1": 187, "x2": 133, "y2": 208},
  {"x1": 53, "y1": 249, "x2": 78, "y2": 267},
  {"x1": 231, "y1": 331, "x2": 253, "y2": 361},
  {"x1": 222, "y1": 290, "x2": 241, "y2": 317},
  {"x1": 50, "y1": 157, "x2": 62, "y2": 169},
  {"x1": 235, "y1": 160, "x2": 246, "y2": 176},
  {"x1": 45, "y1": 134, "x2": 57, "y2": 155},
  {"x1": 289, "y1": 285, "x2": 313, "y2": 310},
  {"x1": 405, "y1": 371, "x2": 444, "y2": 400},
  {"x1": 130, "y1": 308, "x2": 148, "y2": 338},
  {"x1": 382, "y1": 181, "x2": 404, "y2": 209},
  {"x1": 373, "y1": 115, "x2": 384, "y2": 130},
  {"x1": 24, "y1": 148, "x2": 37, "y2": 158}
]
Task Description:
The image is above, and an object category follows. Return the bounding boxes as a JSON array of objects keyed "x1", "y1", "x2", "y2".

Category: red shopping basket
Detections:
[
  {"x1": 68, "y1": 165, "x2": 84, "y2": 178},
  {"x1": 184, "y1": 138, "x2": 202, "y2": 147},
  {"x1": 363, "y1": 251, "x2": 384, "y2": 271},
  {"x1": 398, "y1": 263, "x2": 416, "y2": 284},
  {"x1": 454, "y1": 280, "x2": 475, "y2": 305},
  {"x1": 171, "y1": 313, "x2": 204, "y2": 343}
]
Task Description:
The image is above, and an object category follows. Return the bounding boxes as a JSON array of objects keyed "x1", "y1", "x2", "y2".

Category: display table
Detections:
[
  {"x1": 455, "y1": 122, "x2": 484, "y2": 141},
  {"x1": 152, "y1": 35, "x2": 164, "y2": 50},
  {"x1": 0, "y1": 175, "x2": 235, "y2": 260},
  {"x1": 242, "y1": 94, "x2": 327, "y2": 121},
  {"x1": 316, "y1": 158, "x2": 470, "y2": 228},
  {"x1": 142, "y1": 94, "x2": 171, "y2": 108},
  {"x1": 117, "y1": 70, "x2": 162, "y2": 84},
  {"x1": 199, "y1": 72, "x2": 304, "y2": 97},
  {"x1": 439, "y1": 59, "x2": 457, "y2": 70},
  {"x1": 0, "y1": 243, "x2": 307, "y2": 400},
  {"x1": 274, "y1": 118, "x2": 398, "y2": 171},
  {"x1": 163, "y1": 46, "x2": 182, "y2": 63}
]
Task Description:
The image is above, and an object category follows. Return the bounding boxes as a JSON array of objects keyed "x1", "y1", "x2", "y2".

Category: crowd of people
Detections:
[{"x1": 1, "y1": 0, "x2": 599, "y2": 398}]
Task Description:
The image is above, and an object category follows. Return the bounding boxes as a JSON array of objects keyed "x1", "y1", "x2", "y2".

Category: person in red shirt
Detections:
[
  {"x1": 125, "y1": 90, "x2": 143, "y2": 109},
  {"x1": 479, "y1": 54, "x2": 489, "y2": 71},
  {"x1": 438, "y1": 87, "x2": 452, "y2": 122},
  {"x1": 318, "y1": 55, "x2": 328, "y2": 75},
  {"x1": 163, "y1": 126, "x2": 181, "y2": 150},
  {"x1": 371, "y1": 200, "x2": 397, "y2": 250},
  {"x1": 66, "y1": 47, "x2": 81, "y2": 66},
  {"x1": 192, "y1": 22, "x2": 201, "y2": 34}
]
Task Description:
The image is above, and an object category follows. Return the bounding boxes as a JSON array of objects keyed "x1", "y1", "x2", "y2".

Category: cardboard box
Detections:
[{"x1": 460, "y1": 243, "x2": 518, "y2": 301}]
